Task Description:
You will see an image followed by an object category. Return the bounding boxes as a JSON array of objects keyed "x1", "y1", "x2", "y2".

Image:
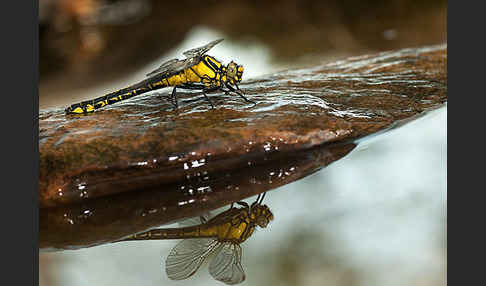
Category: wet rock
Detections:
[{"x1": 39, "y1": 45, "x2": 447, "y2": 250}]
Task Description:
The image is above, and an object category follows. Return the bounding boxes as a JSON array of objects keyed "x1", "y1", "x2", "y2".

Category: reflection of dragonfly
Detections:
[{"x1": 119, "y1": 193, "x2": 273, "y2": 284}]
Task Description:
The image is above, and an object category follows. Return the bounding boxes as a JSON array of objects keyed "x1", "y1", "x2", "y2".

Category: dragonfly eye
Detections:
[{"x1": 256, "y1": 216, "x2": 269, "y2": 228}]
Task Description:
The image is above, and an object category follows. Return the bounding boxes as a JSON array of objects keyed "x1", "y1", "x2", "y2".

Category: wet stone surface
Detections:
[{"x1": 39, "y1": 45, "x2": 447, "y2": 250}]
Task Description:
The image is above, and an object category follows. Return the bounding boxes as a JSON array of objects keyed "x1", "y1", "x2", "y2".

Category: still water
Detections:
[{"x1": 39, "y1": 27, "x2": 446, "y2": 286}]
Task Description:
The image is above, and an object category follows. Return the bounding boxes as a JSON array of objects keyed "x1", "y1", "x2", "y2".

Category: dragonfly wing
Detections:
[
  {"x1": 145, "y1": 58, "x2": 187, "y2": 78},
  {"x1": 209, "y1": 242, "x2": 245, "y2": 285},
  {"x1": 165, "y1": 238, "x2": 220, "y2": 280},
  {"x1": 182, "y1": 39, "x2": 223, "y2": 58},
  {"x1": 147, "y1": 39, "x2": 223, "y2": 78}
]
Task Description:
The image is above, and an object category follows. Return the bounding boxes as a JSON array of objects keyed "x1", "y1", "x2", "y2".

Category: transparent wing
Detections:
[
  {"x1": 209, "y1": 242, "x2": 245, "y2": 285},
  {"x1": 165, "y1": 238, "x2": 220, "y2": 280},
  {"x1": 146, "y1": 39, "x2": 223, "y2": 78},
  {"x1": 182, "y1": 39, "x2": 223, "y2": 58},
  {"x1": 145, "y1": 58, "x2": 188, "y2": 78}
]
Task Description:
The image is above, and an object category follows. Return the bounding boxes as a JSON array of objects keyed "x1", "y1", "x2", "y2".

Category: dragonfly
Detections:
[
  {"x1": 118, "y1": 193, "x2": 273, "y2": 284},
  {"x1": 65, "y1": 39, "x2": 255, "y2": 114}
]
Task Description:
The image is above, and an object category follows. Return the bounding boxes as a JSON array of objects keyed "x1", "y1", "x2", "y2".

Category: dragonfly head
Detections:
[
  {"x1": 251, "y1": 204, "x2": 274, "y2": 228},
  {"x1": 224, "y1": 61, "x2": 244, "y2": 85}
]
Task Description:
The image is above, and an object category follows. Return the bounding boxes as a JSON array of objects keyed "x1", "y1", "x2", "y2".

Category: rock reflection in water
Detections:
[{"x1": 39, "y1": 103, "x2": 446, "y2": 286}]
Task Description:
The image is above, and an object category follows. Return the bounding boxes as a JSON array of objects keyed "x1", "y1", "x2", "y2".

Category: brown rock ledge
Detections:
[{"x1": 39, "y1": 45, "x2": 447, "y2": 250}]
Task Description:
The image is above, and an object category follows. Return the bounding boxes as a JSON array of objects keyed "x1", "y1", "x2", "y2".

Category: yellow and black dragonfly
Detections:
[
  {"x1": 65, "y1": 39, "x2": 255, "y2": 114},
  {"x1": 118, "y1": 193, "x2": 273, "y2": 285}
]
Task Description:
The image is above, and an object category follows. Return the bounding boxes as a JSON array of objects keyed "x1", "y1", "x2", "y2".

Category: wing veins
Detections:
[{"x1": 145, "y1": 39, "x2": 224, "y2": 79}]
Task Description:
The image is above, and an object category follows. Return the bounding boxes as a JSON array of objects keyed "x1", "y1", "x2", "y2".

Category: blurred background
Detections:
[
  {"x1": 39, "y1": 0, "x2": 447, "y2": 285},
  {"x1": 39, "y1": 0, "x2": 446, "y2": 108}
]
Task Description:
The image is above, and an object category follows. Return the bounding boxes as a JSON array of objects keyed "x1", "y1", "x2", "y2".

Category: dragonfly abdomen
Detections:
[
  {"x1": 122, "y1": 224, "x2": 220, "y2": 241},
  {"x1": 64, "y1": 57, "x2": 223, "y2": 114},
  {"x1": 64, "y1": 76, "x2": 172, "y2": 114}
]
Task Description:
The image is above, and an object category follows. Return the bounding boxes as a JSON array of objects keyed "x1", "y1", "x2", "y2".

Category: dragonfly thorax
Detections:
[{"x1": 216, "y1": 204, "x2": 273, "y2": 244}]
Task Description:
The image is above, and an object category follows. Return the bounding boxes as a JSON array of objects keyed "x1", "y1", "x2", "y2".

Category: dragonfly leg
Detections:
[
  {"x1": 225, "y1": 83, "x2": 256, "y2": 105},
  {"x1": 236, "y1": 201, "x2": 249, "y2": 208},
  {"x1": 199, "y1": 215, "x2": 208, "y2": 224},
  {"x1": 202, "y1": 92, "x2": 215, "y2": 108},
  {"x1": 220, "y1": 88, "x2": 230, "y2": 95},
  {"x1": 175, "y1": 84, "x2": 220, "y2": 108},
  {"x1": 171, "y1": 86, "x2": 178, "y2": 108},
  {"x1": 251, "y1": 192, "x2": 266, "y2": 209},
  {"x1": 251, "y1": 196, "x2": 259, "y2": 209},
  {"x1": 258, "y1": 192, "x2": 266, "y2": 204},
  {"x1": 202, "y1": 86, "x2": 221, "y2": 109}
]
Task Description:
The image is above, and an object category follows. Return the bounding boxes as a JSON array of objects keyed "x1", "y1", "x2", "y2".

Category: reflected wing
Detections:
[
  {"x1": 183, "y1": 39, "x2": 223, "y2": 58},
  {"x1": 209, "y1": 242, "x2": 245, "y2": 285},
  {"x1": 165, "y1": 238, "x2": 220, "y2": 280},
  {"x1": 146, "y1": 39, "x2": 223, "y2": 78}
]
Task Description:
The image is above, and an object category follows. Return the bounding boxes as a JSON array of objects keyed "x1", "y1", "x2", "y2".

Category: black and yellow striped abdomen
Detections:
[{"x1": 65, "y1": 56, "x2": 224, "y2": 114}]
